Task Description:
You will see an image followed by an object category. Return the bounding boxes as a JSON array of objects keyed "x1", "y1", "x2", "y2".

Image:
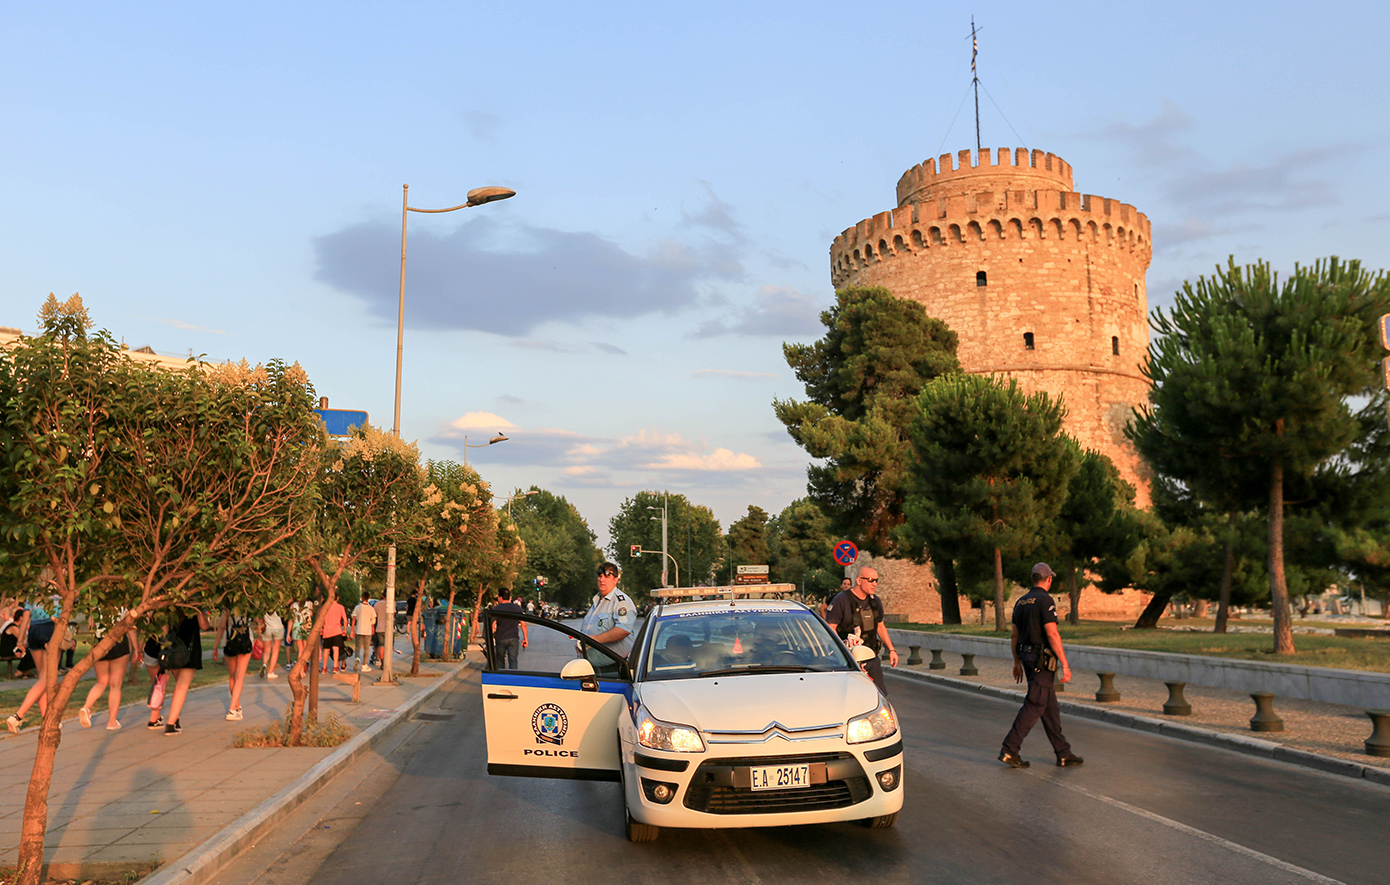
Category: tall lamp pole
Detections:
[
  {"x1": 382, "y1": 183, "x2": 515, "y2": 685},
  {"x1": 647, "y1": 492, "x2": 670, "y2": 587}
]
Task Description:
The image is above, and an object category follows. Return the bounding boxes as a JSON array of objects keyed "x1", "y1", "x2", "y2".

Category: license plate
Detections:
[{"x1": 749, "y1": 764, "x2": 811, "y2": 791}]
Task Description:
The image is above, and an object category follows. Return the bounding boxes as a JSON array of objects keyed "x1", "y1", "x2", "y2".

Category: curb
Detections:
[
  {"x1": 887, "y1": 667, "x2": 1390, "y2": 788},
  {"x1": 141, "y1": 662, "x2": 468, "y2": 885}
]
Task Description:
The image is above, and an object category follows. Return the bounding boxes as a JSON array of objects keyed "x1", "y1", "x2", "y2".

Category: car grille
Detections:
[{"x1": 682, "y1": 752, "x2": 871, "y2": 815}]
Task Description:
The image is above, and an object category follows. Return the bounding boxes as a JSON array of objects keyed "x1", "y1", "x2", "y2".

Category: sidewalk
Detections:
[
  {"x1": 891, "y1": 652, "x2": 1390, "y2": 782},
  {"x1": 0, "y1": 653, "x2": 464, "y2": 881}
]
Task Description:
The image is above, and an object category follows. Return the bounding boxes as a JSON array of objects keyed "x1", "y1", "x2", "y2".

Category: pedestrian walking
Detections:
[
  {"x1": 147, "y1": 609, "x2": 210, "y2": 735},
  {"x1": 350, "y1": 594, "x2": 376, "y2": 672},
  {"x1": 78, "y1": 611, "x2": 137, "y2": 730},
  {"x1": 1, "y1": 606, "x2": 24, "y2": 679},
  {"x1": 489, "y1": 587, "x2": 527, "y2": 669},
  {"x1": 258, "y1": 610, "x2": 285, "y2": 678},
  {"x1": 5, "y1": 597, "x2": 59, "y2": 732},
  {"x1": 999, "y1": 563, "x2": 1084, "y2": 769},
  {"x1": 826, "y1": 567, "x2": 898, "y2": 696},
  {"x1": 288, "y1": 600, "x2": 310, "y2": 671},
  {"x1": 213, "y1": 609, "x2": 254, "y2": 720},
  {"x1": 320, "y1": 595, "x2": 349, "y2": 674},
  {"x1": 372, "y1": 595, "x2": 391, "y2": 667}
]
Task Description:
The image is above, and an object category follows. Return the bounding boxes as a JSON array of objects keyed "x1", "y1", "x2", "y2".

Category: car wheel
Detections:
[
  {"x1": 619, "y1": 766, "x2": 659, "y2": 842},
  {"x1": 858, "y1": 812, "x2": 898, "y2": 829}
]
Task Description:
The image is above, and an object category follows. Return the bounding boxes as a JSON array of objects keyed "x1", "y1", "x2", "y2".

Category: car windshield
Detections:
[{"x1": 643, "y1": 607, "x2": 855, "y2": 681}]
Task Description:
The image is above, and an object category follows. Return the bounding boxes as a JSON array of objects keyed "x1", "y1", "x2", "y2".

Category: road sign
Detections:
[
  {"x1": 314, "y1": 408, "x2": 369, "y2": 437},
  {"x1": 832, "y1": 540, "x2": 859, "y2": 567}
]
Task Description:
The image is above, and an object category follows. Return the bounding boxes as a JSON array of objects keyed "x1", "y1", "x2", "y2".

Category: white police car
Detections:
[{"x1": 481, "y1": 585, "x2": 903, "y2": 841}]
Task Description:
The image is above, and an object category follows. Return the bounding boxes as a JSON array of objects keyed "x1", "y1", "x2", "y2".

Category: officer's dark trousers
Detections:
[
  {"x1": 861, "y1": 653, "x2": 887, "y2": 696},
  {"x1": 1001, "y1": 661, "x2": 1070, "y2": 757}
]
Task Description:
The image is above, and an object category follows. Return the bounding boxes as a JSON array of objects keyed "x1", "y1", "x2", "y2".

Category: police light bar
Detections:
[{"x1": 648, "y1": 583, "x2": 797, "y2": 600}]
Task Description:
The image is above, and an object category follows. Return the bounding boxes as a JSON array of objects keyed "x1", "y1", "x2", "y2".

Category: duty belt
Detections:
[{"x1": 1017, "y1": 643, "x2": 1043, "y2": 654}]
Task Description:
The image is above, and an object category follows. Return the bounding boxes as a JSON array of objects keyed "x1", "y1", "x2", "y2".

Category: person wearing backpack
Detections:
[
  {"x1": 998, "y1": 563, "x2": 1083, "y2": 770},
  {"x1": 826, "y1": 567, "x2": 898, "y2": 696},
  {"x1": 146, "y1": 610, "x2": 210, "y2": 735},
  {"x1": 213, "y1": 609, "x2": 254, "y2": 721}
]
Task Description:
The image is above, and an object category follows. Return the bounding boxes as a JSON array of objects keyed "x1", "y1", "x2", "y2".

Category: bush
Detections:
[{"x1": 233, "y1": 713, "x2": 353, "y2": 748}]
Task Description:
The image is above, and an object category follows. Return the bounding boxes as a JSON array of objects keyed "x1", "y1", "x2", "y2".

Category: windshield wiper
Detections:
[{"x1": 700, "y1": 665, "x2": 814, "y2": 677}]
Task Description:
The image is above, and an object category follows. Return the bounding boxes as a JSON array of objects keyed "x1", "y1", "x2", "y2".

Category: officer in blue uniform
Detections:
[
  {"x1": 580, "y1": 562, "x2": 637, "y2": 662},
  {"x1": 999, "y1": 563, "x2": 1084, "y2": 769}
]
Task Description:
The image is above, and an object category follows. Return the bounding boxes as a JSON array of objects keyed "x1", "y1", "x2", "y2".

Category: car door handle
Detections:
[{"x1": 487, "y1": 692, "x2": 518, "y2": 700}]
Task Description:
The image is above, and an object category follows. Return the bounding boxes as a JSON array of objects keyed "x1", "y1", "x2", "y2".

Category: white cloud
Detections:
[
  {"x1": 447, "y1": 412, "x2": 516, "y2": 430},
  {"x1": 644, "y1": 448, "x2": 762, "y2": 472}
]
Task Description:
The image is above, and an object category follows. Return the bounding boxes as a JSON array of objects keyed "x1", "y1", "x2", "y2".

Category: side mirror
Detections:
[
  {"x1": 850, "y1": 645, "x2": 877, "y2": 665},
  {"x1": 560, "y1": 659, "x2": 596, "y2": 680}
]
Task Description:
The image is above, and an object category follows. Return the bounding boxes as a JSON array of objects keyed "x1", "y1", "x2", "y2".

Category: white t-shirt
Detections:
[{"x1": 352, "y1": 603, "x2": 377, "y2": 636}]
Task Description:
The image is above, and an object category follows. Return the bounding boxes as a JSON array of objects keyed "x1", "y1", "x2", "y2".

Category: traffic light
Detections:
[{"x1": 630, "y1": 544, "x2": 642, "y2": 558}]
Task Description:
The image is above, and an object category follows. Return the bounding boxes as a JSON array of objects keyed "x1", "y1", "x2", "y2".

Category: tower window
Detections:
[
  {"x1": 1023, "y1": 332, "x2": 1035, "y2": 350},
  {"x1": 976, "y1": 271, "x2": 987, "y2": 287},
  {"x1": 1112, "y1": 336, "x2": 1120, "y2": 356}
]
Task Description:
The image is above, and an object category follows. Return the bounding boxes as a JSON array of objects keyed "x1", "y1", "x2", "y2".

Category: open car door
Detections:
[{"x1": 481, "y1": 610, "x2": 633, "y2": 781}]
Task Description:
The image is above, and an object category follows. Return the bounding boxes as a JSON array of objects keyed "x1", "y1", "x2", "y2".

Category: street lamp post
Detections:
[
  {"x1": 463, "y1": 432, "x2": 509, "y2": 468},
  {"x1": 647, "y1": 492, "x2": 670, "y2": 587},
  {"x1": 382, "y1": 182, "x2": 515, "y2": 685},
  {"x1": 502, "y1": 489, "x2": 538, "y2": 516}
]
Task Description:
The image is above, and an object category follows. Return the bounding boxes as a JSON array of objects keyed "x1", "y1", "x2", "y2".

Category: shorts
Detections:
[
  {"x1": 322, "y1": 635, "x2": 344, "y2": 651},
  {"x1": 99, "y1": 636, "x2": 132, "y2": 662},
  {"x1": 28, "y1": 619, "x2": 56, "y2": 652},
  {"x1": 261, "y1": 625, "x2": 285, "y2": 642},
  {"x1": 143, "y1": 653, "x2": 160, "y2": 669},
  {"x1": 372, "y1": 632, "x2": 383, "y2": 649}
]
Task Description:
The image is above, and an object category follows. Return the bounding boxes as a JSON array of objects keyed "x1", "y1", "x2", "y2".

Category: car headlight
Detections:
[
  {"x1": 846, "y1": 700, "x2": 898, "y2": 744},
  {"x1": 635, "y1": 705, "x2": 704, "y2": 753}
]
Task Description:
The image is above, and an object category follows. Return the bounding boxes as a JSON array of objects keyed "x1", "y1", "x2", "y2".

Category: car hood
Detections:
[{"x1": 637, "y1": 670, "x2": 881, "y2": 733}]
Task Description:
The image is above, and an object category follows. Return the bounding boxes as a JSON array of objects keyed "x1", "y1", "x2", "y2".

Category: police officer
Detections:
[
  {"x1": 999, "y1": 562, "x2": 1084, "y2": 769},
  {"x1": 579, "y1": 561, "x2": 637, "y2": 661},
  {"x1": 826, "y1": 566, "x2": 898, "y2": 695}
]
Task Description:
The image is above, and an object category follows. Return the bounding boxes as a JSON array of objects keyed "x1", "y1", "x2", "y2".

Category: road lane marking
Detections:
[{"x1": 1047, "y1": 778, "x2": 1346, "y2": 885}]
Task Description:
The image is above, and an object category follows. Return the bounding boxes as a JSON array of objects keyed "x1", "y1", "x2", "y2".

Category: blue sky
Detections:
[{"x1": 4, "y1": 2, "x2": 1387, "y2": 550}]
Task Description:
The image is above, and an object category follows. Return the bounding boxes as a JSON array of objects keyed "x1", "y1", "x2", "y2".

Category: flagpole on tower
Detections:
[{"x1": 971, "y1": 17, "x2": 982, "y2": 154}]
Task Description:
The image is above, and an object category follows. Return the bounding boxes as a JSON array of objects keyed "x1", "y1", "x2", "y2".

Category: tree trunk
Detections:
[
  {"x1": 934, "y1": 558, "x2": 962, "y2": 625},
  {"x1": 1215, "y1": 531, "x2": 1236, "y2": 634},
  {"x1": 992, "y1": 545, "x2": 1006, "y2": 632},
  {"x1": 470, "y1": 585, "x2": 489, "y2": 648},
  {"x1": 442, "y1": 578, "x2": 457, "y2": 663},
  {"x1": 288, "y1": 597, "x2": 332, "y2": 745},
  {"x1": 1268, "y1": 454, "x2": 1295, "y2": 654},
  {"x1": 409, "y1": 578, "x2": 425, "y2": 676},
  {"x1": 1133, "y1": 591, "x2": 1172, "y2": 629},
  {"x1": 1067, "y1": 568, "x2": 1081, "y2": 626}
]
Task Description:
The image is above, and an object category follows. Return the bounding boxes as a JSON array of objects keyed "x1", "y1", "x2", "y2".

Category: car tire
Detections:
[
  {"x1": 619, "y1": 768, "x2": 659, "y2": 842},
  {"x1": 858, "y1": 812, "x2": 898, "y2": 829}
]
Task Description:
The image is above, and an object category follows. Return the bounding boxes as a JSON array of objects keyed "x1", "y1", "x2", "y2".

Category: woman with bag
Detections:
[
  {"x1": 146, "y1": 609, "x2": 209, "y2": 735},
  {"x1": 78, "y1": 610, "x2": 137, "y2": 730},
  {"x1": 213, "y1": 608, "x2": 254, "y2": 721}
]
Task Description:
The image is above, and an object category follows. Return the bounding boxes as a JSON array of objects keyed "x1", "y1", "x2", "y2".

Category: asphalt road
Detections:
[{"x1": 223, "y1": 629, "x2": 1390, "y2": 885}]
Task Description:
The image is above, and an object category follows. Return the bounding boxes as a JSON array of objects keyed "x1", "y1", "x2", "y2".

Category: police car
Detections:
[{"x1": 481, "y1": 585, "x2": 903, "y2": 842}]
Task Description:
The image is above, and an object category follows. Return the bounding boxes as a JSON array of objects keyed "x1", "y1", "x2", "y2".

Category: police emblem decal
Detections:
[{"x1": 532, "y1": 703, "x2": 568, "y2": 745}]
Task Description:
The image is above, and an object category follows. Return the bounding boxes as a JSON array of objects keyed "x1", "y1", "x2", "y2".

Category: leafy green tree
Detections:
[
  {"x1": 608, "y1": 492, "x2": 722, "y2": 589},
  {"x1": 767, "y1": 498, "x2": 841, "y2": 601},
  {"x1": 0, "y1": 296, "x2": 323, "y2": 885},
  {"x1": 509, "y1": 487, "x2": 599, "y2": 609},
  {"x1": 774, "y1": 286, "x2": 961, "y2": 616},
  {"x1": 1130, "y1": 257, "x2": 1390, "y2": 653},
  {"x1": 896, "y1": 374, "x2": 1078, "y2": 631},
  {"x1": 726, "y1": 506, "x2": 770, "y2": 570},
  {"x1": 1047, "y1": 447, "x2": 1144, "y2": 624}
]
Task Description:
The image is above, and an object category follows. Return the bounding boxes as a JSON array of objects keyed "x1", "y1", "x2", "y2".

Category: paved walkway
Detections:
[{"x1": 0, "y1": 653, "x2": 459, "y2": 879}]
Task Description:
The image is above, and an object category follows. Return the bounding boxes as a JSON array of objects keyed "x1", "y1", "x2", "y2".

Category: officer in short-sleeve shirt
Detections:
[
  {"x1": 998, "y1": 562, "x2": 1082, "y2": 769},
  {"x1": 580, "y1": 561, "x2": 637, "y2": 658}
]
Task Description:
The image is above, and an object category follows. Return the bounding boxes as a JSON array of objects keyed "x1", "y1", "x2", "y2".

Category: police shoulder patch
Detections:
[{"x1": 618, "y1": 607, "x2": 627, "y2": 616}]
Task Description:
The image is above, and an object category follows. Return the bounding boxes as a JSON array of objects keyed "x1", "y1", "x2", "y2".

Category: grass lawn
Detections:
[{"x1": 895, "y1": 619, "x2": 1390, "y2": 672}]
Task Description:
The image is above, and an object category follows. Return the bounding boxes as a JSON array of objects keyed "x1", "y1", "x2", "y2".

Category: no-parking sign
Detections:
[{"x1": 832, "y1": 540, "x2": 858, "y2": 566}]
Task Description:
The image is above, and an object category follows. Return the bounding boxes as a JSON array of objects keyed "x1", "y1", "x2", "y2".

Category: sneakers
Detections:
[
  {"x1": 147, "y1": 716, "x2": 164, "y2": 730},
  {"x1": 1056, "y1": 754, "x2": 1085, "y2": 767},
  {"x1": 267, "y1": 671, "x2": 279, "y2": 679},
  {"x1": 5, "y1": 714, "x2": 22, "y2": 734},
  {"x1": 79, "y1": 708, "x2": 92, "y2": 729},
  {"x1": 998, "y1": 749, "x2": 1030, "y2": 769},
  {"x1": 106, "y1": 720, "x2": 122, "y2": 731},
  {"x1": 361, "y1": 665, "x2": 372, "y2": 673},
  {"x1": 164, "y1": 720, "x2": 182, "y2": 736},
  {"x1": 226, "y1": 708, "x2": 243, "y2": 721}
]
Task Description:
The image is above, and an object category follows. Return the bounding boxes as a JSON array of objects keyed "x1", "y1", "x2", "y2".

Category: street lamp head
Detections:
[
  {"x1": 488, "y1": 433, "x2": 509, "y2": 445},
  {"x1": 466, "y1": 187, "x2": 516, "y2": 207}
]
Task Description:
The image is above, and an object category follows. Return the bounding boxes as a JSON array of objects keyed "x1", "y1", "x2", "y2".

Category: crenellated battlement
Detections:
[
  {"x1": 829, "y1": 187, "x2": 1150, "y2": 286},
  {"x1": 897, "y1": 147, "x2": 1073, "y2": 207}
]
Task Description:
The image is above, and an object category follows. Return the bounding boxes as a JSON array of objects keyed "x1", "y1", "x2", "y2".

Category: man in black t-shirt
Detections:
[
  {"x1": 489, "y1": 588, "x2": 527, "y2": 670},
  {"x1": 826, "y1": 567, "x2": 898, "y2": 695},
  {"x1": 999, "y1": 563, "x2": 1083, "y2": 769}
]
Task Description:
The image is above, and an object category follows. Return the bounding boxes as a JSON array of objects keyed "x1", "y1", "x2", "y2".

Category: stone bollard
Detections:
[
  {"x1": 928, "y1": 649, "x2": 946, "y2": 670},
  {"x1": 907, "y1": 645, "x2": 922, "y2": 665},
  {"x1": 1095, "y1": 672, "x2": 1121, "y2": 703},
  {"x1": 1249, "y1": 692, "x2": 1283, "y2": 732},
  {"x1": 1366, "y1": 710, "x2": 1390, "y2": 757},
  {"x1": 1163, "y1": 682, "x2": 1192, "y2": 716},
  {"x1": 960, "y1": 653, "x2": 979, "y2": 676}
]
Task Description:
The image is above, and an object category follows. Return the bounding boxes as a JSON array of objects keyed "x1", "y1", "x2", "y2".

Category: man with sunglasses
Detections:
[
  {"x1": 579, "y1": 562, "x2": 637, "y2": 658},
  {"x1": 827, "y1": 566, "x2": 898, "y2": 695}
]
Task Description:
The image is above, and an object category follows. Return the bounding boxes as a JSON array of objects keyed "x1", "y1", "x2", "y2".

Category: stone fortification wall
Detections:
[{"x1": 829, "y1": 147, "x2": 1152, "y2": 503}]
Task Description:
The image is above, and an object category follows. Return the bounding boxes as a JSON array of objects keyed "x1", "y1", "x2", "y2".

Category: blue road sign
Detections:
[
  {"x1": 833, "y1": 540, "x2": 859, "y2": 567},
  {"x1": 314, "y1": 408, "x2": 369, "y2": 437}
]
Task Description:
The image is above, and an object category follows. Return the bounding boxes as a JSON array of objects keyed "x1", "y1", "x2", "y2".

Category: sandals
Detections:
[{"x1": 79, "y1": 708, "x2": 92, "y2": 728}]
